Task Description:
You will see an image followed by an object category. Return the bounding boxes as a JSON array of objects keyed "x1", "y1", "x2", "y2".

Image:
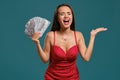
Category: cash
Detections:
[{"x1": 25, "y1": 16, "x2": 50, "y2": 37}]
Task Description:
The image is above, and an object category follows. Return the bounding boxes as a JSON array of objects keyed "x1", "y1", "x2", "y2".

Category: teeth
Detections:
[{"x1": 64, "y1": 20, "x2": 69, "y2": 22}]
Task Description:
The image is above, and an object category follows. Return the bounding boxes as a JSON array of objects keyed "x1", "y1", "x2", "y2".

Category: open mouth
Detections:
[{"x1": 63, "y1": 20, "x2": 69, "y2": 25}]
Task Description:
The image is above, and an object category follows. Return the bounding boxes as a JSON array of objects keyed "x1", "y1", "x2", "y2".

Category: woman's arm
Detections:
[
  {"x1": 78, "y1": 27, "x2": 107, "y2": 62},
  {"x1": 31, "y1": 32, "x2": 53, "y2": 63}
]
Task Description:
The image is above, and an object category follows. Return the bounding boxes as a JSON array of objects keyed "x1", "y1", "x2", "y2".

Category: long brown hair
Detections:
[{"x1": 51, "y1": 4, "x2": 75, "y2": 31}]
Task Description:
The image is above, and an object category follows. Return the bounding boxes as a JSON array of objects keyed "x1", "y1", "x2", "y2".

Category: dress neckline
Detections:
[
  {"x1": 53, "y1": 45, "x2": 78, "y2": 55},
  {"x1": 53, "y1": 31, "x2": 78, "y2": 55}
]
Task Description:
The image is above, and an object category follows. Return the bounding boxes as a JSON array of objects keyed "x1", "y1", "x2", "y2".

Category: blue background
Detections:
[{"x1": 0, "y1": 0, "x2": 120, "y2": 80}]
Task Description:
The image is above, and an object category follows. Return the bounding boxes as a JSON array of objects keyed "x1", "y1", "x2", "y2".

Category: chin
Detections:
[{"x1": 63, "y1": 25, "x2": 70, "y2": 29}]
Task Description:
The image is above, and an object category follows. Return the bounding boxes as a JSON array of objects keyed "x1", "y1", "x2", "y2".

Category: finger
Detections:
[
  {"x1": 98, "y1": 28, "x2": 108, "y2": 32},
  {"x1": 100, "y1": 28, "x2": 108, "y2": 31},
  {"x1": 103, "y1": 28, "x2": 108, "y2": 30},
  {"x1": 100, "y1": 27, "x2": 108, "y2": 30}
]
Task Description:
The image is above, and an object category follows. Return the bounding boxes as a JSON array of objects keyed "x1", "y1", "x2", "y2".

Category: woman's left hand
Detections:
[{"x1": 90, "y1": 27, "x2": 108, "y2": 37}]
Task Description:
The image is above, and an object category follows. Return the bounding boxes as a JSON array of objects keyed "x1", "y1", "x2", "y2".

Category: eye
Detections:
[
  {"x1": 59, "y1": 12, "x2": 65, "y2": 16},
  {"x1": 67, "y1": 12, "x2": 71, "y2": 15}
]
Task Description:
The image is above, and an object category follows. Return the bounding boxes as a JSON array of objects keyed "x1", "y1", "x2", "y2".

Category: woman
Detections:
[{"x1": 31, "y1": 4, "x2": 107, "y2": 80}]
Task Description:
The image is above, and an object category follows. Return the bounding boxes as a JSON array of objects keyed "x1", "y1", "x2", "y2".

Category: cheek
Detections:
[
  {"x1": 70, "y1": 16, "x2": 73, "y2": 23},
  {"x1": 58, "y1": 16, "x2": 63, "y2": 23},
  {"x1": 70, "y1": 15, "x2": 73, "y2": 20}
]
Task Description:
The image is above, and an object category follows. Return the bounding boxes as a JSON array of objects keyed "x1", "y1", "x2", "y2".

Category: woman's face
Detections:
[{"x1": 58, "y1": 6, "x2": 73, "y2": 29}]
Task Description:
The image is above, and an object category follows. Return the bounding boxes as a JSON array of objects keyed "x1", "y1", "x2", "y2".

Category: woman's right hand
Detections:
[{"x1": 31, "y1": 32, "x2": 41, "y2": 44}]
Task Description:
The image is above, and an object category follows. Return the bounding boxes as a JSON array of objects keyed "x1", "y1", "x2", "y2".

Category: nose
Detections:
[{"x1": 64, "y1": 13, "x2": 68, "y2": 17}]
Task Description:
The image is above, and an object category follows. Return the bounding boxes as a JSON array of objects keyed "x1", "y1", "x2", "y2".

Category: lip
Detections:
[{"x1": 63, "y1": 19, "x2": 70, "y2": 25}]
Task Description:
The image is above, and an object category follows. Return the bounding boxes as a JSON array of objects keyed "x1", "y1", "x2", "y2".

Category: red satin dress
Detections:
[{"x1": 44, "y1": 31, "x2": 80, "y2": 80}]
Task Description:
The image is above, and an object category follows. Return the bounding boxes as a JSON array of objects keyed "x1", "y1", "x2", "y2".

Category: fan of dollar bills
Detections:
[{"x1": 24, "y1": 16, "x2": 50, "y2": 37}]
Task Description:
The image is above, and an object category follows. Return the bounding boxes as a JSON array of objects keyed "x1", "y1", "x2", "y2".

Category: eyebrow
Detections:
[{"x1": 59, "y1": 12, "x2": 71, "y2": 14}]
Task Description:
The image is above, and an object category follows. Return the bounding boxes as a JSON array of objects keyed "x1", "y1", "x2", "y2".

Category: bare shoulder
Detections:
[
  {"x1": 45, "y1": 31, "x2": 54, "y2": 44},
  {"x1": 75, "y1": 31, "x2": 84, "y2": 42},
  {"x1": 46, "y1": 31, "x2": 54, "y2": 38},
  {"x1": 75, "y1": 31, "x2": 83, "y2": 38}
]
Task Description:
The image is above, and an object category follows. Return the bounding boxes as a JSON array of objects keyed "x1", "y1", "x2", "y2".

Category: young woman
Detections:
[{"x1": 31, "y1": 4, "x2": 107, "y2": 80}]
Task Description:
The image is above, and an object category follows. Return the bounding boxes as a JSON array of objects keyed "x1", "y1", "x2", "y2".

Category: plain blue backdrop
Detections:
[{"x1": 0, "y1": 0, "x2": 120, "y2": 80}]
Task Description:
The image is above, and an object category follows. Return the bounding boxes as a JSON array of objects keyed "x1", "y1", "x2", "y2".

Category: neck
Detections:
[
  {"x1": 60, "y1": 27, "x2": 71, "y2": 35},
  {"x1": 59, "y1": 28, "x2": 72, "y2": 41}
]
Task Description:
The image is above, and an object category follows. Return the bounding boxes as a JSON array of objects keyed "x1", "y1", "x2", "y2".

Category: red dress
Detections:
[{"x1": 44, "y1": 31, "x2": 80, "y2": 80}]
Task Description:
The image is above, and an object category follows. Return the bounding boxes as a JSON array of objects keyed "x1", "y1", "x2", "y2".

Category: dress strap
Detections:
[
  {"x1": 74, "y1": 31, "x2": 77, "y2": 45},
  {"x1": 53, "y1": 31, "x2": 56, "y2": 45}
]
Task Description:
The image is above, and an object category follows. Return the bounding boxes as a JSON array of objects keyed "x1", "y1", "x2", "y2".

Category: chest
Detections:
[
  {"x1": 55, "y1": 37, "x2": 76, "y2": 52},
  {"x1": 51, "y1": 45, "x2": 79, "y2": 62}
]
